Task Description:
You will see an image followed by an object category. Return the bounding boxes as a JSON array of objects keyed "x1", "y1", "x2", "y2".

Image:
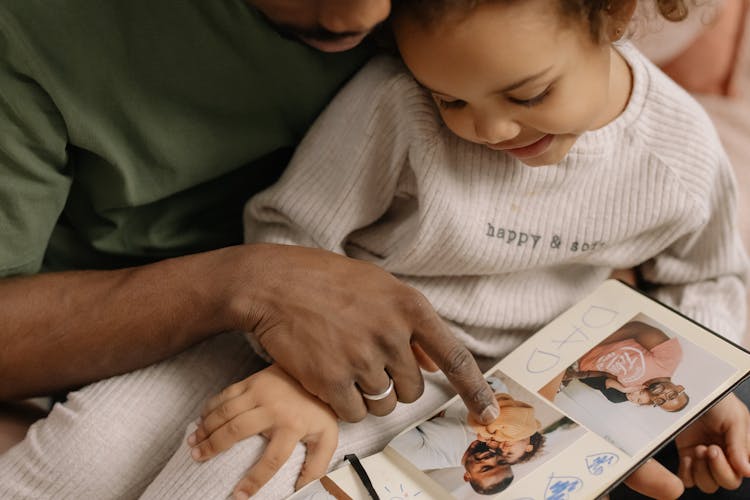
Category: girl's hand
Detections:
[
  {"x1": 187, "y1": 364, "x2": 339, "y2": 498},
  {"x1": 676, "y1": 393, "x2": 750, "y2": 493},
  {"x1": 623, "y1": 393, "x2": 750, "y2": 499}
]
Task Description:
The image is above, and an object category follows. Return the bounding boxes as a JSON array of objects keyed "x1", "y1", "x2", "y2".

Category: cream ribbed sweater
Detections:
[{"x1": 245, "y1": 44, "x2": 748, "y2": 354}]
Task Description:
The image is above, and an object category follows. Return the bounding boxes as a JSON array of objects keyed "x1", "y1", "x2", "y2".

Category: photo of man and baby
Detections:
[
  {"x1": 540, "y1": 315, "x2": 736, "y2": 456},
  {"x1": 388, "y1": 372, "x2": 585, "y2": 498},
  {"x1": 386, "y1": 313, "x2": 739, "y2": 498}
]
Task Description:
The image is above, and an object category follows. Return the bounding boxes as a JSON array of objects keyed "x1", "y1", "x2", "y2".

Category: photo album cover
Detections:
[{"x1": 290, "y1": 280, "x2": 750, "y2": 499}]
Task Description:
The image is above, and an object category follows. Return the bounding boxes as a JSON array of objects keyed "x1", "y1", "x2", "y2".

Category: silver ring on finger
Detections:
[{"x1": 360, "y1": 378, "x2": 394, "y2": 401}]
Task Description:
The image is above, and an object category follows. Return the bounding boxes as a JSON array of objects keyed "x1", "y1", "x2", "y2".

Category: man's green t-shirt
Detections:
[{"x1": 0, "y1": 0, "x2": 372, "y2": 275}]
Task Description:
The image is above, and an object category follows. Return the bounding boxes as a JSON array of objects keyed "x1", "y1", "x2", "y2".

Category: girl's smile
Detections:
[
  {"x1": 393, "y1": 0, "x2": 633, "y2": 167},
  {"x1": 486, "y1": 134, "x2": 555, "y2": 160}
]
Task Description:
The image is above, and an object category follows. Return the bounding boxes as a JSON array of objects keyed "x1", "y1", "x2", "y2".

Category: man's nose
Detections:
[
  {"x1": 319, "y1": 0, "x2": 391, "y2": 35},
  {"x1": 473, "y1": 112, "x2": 521, "y2": 145}
]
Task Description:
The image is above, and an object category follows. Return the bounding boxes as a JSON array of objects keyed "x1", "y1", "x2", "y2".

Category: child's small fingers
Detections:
[
  {"x1": 724, "y1": 407, "x2": 750, "y2": 476},
  {"x1": 191, "y1": 408, "x2": 273, "y2": 461},
  {"x1": 692, "y1": 453, "x2": 720, "y2": 494},
  {"x1": 623, "y1": 458, "x2": 683, "y2": 499},
  {"x1": 706, "y1": 445, "x2": 743, "y2": 490},
  {"x1": 188, "y1": 425, "x2": 207, "y2": 446},
  {"x1": 295, "y1": 429, "x2": 339, "y2": 490},
  {"x1": 233, "y1": 433, "x2": 298, "y2": 498},
  {"x1": 201, "y1": 395, "x2": 258, "y2": 437},
  {"x1": 678, "y1": 454, "x2": 695, "y2": 488},
  {"x1": 201, "y1": 380, "x2": 251, "y2": 419}
]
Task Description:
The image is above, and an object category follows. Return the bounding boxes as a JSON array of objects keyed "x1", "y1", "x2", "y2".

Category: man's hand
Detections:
[
  {"x1": 230, "y1": 244, "x2": 498, "y2": 424},
  {"x1": 0, "y1": 243, "x2": 496, "y2": 423},
  {"x1": 621, "y1": 393, "x2": 750, "y2": 498}
]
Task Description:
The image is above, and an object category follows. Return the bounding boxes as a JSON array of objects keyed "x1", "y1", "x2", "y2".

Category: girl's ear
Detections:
[{"x1": 605, "y1": 0, "x2": 637, "y2": 41}]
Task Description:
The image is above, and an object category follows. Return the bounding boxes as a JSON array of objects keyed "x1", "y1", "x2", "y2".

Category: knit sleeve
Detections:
[
  {"x1": 0, "y1": 16, "x2": 70, "y2": 277},
  {"x1": 641, "y1": 150, "x2": 748, "y2": 343},
  {"x1": 243, "y1": 55, "x2": 435, "y2": 254}
]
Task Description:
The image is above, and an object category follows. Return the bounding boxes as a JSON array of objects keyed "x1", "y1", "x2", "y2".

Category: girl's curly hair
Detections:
[{"x1": 392, "y1": 0, "x2": 693, "y2": 41}]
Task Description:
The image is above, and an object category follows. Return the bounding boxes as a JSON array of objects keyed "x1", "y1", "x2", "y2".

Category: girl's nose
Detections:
[{"x1": 473, "y1": 113, "x2": 521, "y2": 145}]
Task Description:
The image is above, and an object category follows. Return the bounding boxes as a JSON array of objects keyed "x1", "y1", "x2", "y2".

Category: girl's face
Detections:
[{"x1": 393, "y1": 0, "x2": 631, "y2": 167}]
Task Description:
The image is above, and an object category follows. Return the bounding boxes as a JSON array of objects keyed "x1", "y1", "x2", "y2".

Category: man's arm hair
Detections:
[
  {"x1": 0, "y1": 247, "x2": 242, "y2": 400},
  {"x1": 1, "y1": 243, "x2": 500, "y2": 425}
]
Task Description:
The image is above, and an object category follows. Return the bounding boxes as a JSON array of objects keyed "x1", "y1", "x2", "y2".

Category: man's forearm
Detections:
[
  {"x1": 0, "y1": 242, "x2": 501, "y2": 423},
  {"x1": 0, "y1": 247, "x2": 242, "y2": 400}
]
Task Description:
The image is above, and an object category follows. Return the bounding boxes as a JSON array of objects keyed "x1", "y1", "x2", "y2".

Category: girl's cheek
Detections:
[{"x1": 442, "y1": 114, "x2": 475, "y2": 143}]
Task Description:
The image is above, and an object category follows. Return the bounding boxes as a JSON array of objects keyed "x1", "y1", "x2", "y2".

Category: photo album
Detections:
[{"x1": 291, "y1": 280, "x2": 750, "y2": 499}]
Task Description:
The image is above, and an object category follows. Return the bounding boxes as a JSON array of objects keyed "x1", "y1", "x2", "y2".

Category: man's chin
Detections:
[{"x1": 299, "y1": 33, "x2": 367, "y2": 52}]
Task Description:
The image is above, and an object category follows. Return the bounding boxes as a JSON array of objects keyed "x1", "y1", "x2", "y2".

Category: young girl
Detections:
[{"x1": 183, "y1": 0, "x2": 750, "y2": 498}]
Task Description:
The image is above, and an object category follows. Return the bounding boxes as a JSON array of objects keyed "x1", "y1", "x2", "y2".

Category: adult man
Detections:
[
  {"x1": 0, "y1": 0, "x2": 495, "y2": 426},
  {"x1": 388, "y1": 409, "x2": 517, "y2": 494},
  {"x1": 389, "y1": 387, "x2": 544, "y2": 469},
  {"x1": 462, "y1": 441, "x2": 515, "y2": 495},
  {"x1": 572, "y1": 321, "x2": 689, "y2": 412},
  {"x1": 0, "y1": 0, "x2": 496, "y2": 496},
  {"x1": 576, "y1": 374, "x2": 686, "y2": 409},
  {"x1": 0, "y1": 1, "x2": 745, "y2": 498}
]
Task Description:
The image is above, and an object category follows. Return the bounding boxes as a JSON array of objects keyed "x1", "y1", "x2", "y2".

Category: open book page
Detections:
[{"x1": 291, "y1": 280, "x2": 750, "y2": 499}]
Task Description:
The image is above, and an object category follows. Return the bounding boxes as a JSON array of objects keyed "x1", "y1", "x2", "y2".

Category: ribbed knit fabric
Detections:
[
  {"x1": 245, "y1": 43, "x2": 748, "y2": 352},
  {"x1": 0, "y1": 335, "x2": 455, "y2": 500},
  {"x1": 138, "y1": 371, "x2": 455, "y2": 500},
  {"x1": 0, "y1": 333, "x2": 264, "y2": 499}
]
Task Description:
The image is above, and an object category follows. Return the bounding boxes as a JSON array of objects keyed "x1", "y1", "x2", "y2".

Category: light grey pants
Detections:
[{"x1": 0, "y1": 333, "x2": 455, "y2": 499}]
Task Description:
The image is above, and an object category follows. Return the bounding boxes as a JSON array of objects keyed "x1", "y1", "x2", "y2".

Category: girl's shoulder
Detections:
[
  {"x1": 621, "y1": 43, "x2": 720, "y2": 147},
  {"x1": 620, "y1": 44, "x2": 727, "y2": 176},
  {"x1": 327, "y1": 54, "x2": 442, "y2": 141},
  {"x1": 348, "y1": 54, "x2": 430, "y2": 102}
]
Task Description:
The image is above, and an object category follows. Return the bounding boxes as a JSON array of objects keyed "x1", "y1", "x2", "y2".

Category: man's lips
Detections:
[
  {"x1": 299, "y1": 33, "x2": 367, "y2": 52},
  {"x1": 487, "y1": 134, "x2": 554, "y2": 159}
]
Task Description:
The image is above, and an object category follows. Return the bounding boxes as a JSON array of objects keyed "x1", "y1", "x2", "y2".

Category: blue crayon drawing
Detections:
[
  {"x1": 383, "y1": 483, "x2": 422, "y2": 499},
  {"x1": 545, "y1": 475, "x2": 583, "y2": 500},
  {"x1": 585, "y1": 453, "x2": 620, "y2": 475}
]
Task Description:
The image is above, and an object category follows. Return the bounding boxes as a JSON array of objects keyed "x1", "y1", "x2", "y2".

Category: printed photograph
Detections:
[
  {"x1": 539, "y1": 314, "x2": 736, "y2": 455},
  {"x1": 388, "y1": 371, "x2": 585, "y2": 498}
]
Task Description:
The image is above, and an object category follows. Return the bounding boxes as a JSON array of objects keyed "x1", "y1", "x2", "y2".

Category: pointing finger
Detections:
[{"x1": 410, "y1": 301, "x2": 497, "y2": 424}]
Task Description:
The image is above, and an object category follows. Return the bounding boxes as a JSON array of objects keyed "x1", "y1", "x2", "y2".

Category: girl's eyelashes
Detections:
[
  {"x1": 433, "y1": 86, "x2": 553, "y2": 110},
  {"x1": 433, "y1": 96, "x2": 466, "y2": 110},
  {"x1": 507, "y1": 86, "x2": 552, "y2": 107}
]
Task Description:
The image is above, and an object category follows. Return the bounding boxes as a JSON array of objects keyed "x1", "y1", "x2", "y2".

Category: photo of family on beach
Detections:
[
  {"x1": 387, "y1": 371, "x2": 585, "y2": 498},
  {"x1": 539, "y1": 314, "x2": 736, "y2": 456}
]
